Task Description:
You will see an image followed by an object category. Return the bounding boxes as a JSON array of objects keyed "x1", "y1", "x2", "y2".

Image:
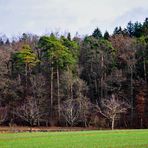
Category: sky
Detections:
[{"x1": 0, "y1": 0, "x2": 148, "y2": 38}]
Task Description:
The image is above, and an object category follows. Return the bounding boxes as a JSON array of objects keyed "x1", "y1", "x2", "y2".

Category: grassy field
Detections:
[{"x1": 0, "y1": 129, "x2": 148, "y2": 148}]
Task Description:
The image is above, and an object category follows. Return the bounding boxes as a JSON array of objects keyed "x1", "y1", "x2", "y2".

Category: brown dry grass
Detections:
[{"x1": 0, "y1": 126, "x2": 98, "y2": 133}]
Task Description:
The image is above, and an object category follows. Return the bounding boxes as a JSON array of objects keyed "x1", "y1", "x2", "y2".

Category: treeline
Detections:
[{"x1": 0, "y1": 18, "x2": 148, "y2": 129}]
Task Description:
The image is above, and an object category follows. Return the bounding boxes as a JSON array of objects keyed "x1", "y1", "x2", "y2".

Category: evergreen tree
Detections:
[
  {"x1": 12, "y1": 45, "x2": 39, "y2": 75},
  {"x1": 92, "y1": 28, "x2": 102, "y2": 39},
  {"x1": 104, "y1": 31, "x2": 110, "y2": 40},
  {"x1": 0, "y1": 37, "x2": 4, "y2": 46},
  {"x1": 67, "y1": 33, "x2": 71, "y2": 41},
  {"x1": 143, "y1": 18, "x2": 148, "y2": 36},
  {"x1": 60, "y1": 36, "x2": 79, "y2": 61},
  {"x1": 133, "y1": 22, "x2": 143, "y2": 37},
  {"x1": 80, "y1": 36, "x2": 115, "y2": 102},
  {"x1": 113, "y1": 26, "x2": 123, "y2": 35},
  {"x1": 127, "y1": 21, "x2": 134, "y2": 37},
  {"x1": 38, "y1": 35, "x2": 76, "y2": 122},
  {"x1": 5, "y1": 39, "x2": 10, "y2": 45}
]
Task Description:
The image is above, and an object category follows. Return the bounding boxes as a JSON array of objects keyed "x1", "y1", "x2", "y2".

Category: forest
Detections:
[{"x1": 0, "y1": 18, "x2": 148, "y2": 130}]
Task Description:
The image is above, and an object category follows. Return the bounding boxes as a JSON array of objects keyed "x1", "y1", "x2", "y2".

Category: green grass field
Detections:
[{"x1": 0, "y1": 130, "x2": 148, "y2": 148}]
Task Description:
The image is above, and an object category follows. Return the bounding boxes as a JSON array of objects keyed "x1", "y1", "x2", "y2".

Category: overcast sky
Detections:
[{"x1": 0, "y1": 0, "x2": 148, "y2": 37}]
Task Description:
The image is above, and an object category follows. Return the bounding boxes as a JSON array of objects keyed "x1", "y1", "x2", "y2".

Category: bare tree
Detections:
[
  {"x1": 77, "y1": 97, "x2": 92, "y2": 127},
  {"x1": 14, "y1": 97, "x2": 44, "y2": 131},
  {"x1": 97, "y1": 94, "x2": 130, "y2": 130},
  {"x1": 61, "y1": 99, "x2": 79, "y2": 127},
  {"x1": 73, "y1": 78, "x2": 91, "y2": 127},
  {"x1": 30, "y1": 74, "x2": 48, "y2": 126}
]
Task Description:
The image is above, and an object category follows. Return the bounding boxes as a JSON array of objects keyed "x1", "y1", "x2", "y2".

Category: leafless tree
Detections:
[
  {"x1": 97, "y1": 94, "x2": 130, "y2": 130},
  {"x1": 61, "y1": 99, "x2": 80, "y2": 127},
  {"x1": 14, "y1": 97, "x2": 44, "y2": 131},
  {"x1": 0, "y1": 106, "x2": 7, "y2": 124},
  {"x1": 73, "y1": 78, "x2": 91, "y2": 127},
  {"x1": 77, "y1": 97, "x2": 92, "y2": 127},
  {"x1": 30, "y1": 74, "x2": 48, "y2": 126}
]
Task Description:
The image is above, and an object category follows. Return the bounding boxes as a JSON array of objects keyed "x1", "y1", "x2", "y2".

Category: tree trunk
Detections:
[
  {"x1": 111, "y1": 116, "x2": 115, "y2": 130},
  {"x1": 24, "y1": 63, "x2": 28, "y2": 99},
  {"x1": 25, "y1": 63, "x2": 28, "y2": 87},
  {"x1": 140, "y1": 118, "x2": 143, "y2": 129},
  {"x1": 100, "y1": 54, "x2": 104, "y2": 100},
  {"x1": 18, "y1": 74, "x2": 21, "y2": 85},
  {"x1": 100, "y1": 77, "x2": 103, "y2": 100},
  {"x1": 143, "y1": 57, "x2": 147, "y2": 83},
  {"x1": 94, "y1": 79, "x2": 98, "y2": 98},
  {"x1": 67, "y1": 67, "x2": 73, "y2": 100},
  {"x1": 57, "y1": 66, "x2": 61, "y2": 121},
  {"x1": 130, "y1": 66, "x2": 134, "y2": 127},
  {"x1": 84, "y1": 113, "x2": 87, "y2": 127},
  {"x1": 30, "y1": 121, "x2": 33, "y2": 132},
  {"x1": 50, "y1": 66, "x2": 54, "y2": 122}
]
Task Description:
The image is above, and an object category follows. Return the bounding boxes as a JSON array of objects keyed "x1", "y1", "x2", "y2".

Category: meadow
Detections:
[{"x1": 0, "y1": 129, "x2": 148, "y2": 148}]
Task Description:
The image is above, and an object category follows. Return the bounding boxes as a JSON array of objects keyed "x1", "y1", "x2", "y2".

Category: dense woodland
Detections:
[{"x1": 1, "y1": 18, "x2": 148, "y2": 130}]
